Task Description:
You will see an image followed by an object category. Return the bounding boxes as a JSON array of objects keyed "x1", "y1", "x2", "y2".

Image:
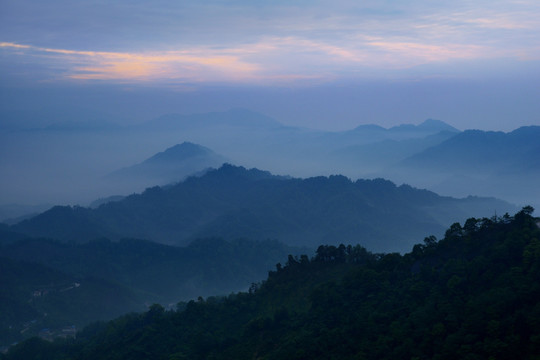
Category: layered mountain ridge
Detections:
[
  {"x1": 12, "y1": 164, "x2": 516, "y2": 253},
  {"x1": 5, "y1": 208, "x2": 539, "y2": 360}
]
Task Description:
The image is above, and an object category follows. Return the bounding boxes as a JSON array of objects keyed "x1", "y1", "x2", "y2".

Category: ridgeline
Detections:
[{"x1": 5, "y1": 207, "x2": 539, "y2": 359}]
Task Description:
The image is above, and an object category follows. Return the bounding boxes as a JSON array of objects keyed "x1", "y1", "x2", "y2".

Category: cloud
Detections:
[
  {"x1": 1, "y1": 42, "x2": 260, "y2": 82},
  {"x1": 1, "y1": 0, "x2": 539, "y2": 85},
  {"x1": 363, "y1": 40, "x2": 486, "y2": 65},
  {"x1": 0, "y1": 42, "x2": 30, "y2": 49}
]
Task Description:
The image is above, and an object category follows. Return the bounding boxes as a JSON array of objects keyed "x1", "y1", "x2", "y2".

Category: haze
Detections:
[
  {"x1": 2, "y1": 0, "x2": 539, "y2": 131},
  {"x1": 1, "y1": 0, "x2": 539, "y2": 212}
]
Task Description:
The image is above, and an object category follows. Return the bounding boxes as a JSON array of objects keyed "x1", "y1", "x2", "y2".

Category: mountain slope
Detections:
[
  {"x1": 316, "y1": 119, "x2": 459, "y2": 150},
  {"x1": 1, "y1": 108, "x2": 464, "y2": 207},
  {"x1": 0, "y1": 236, "x2": 297, "y2": 304},
  {"x1": 106, "y1": 142, "x2": 227, "y2": 190},
  {"x1": 13, "y1": 165, "x2": 516, "y2": 252},
  {"x1": 329, "y1": 130, "x2": 457, "y2": 173},
  {"x1": 0, "y1": 236, "x2": 298, "y2": 347},
  {"x1": 6, "y1": 208, "x2": 539, "y2": 360},
  {"x1": 384, "y1": 126, "x2": 540, "y2": 207},
  {"x1": 133, "y1": 111, "x2": 460, "y2": 179},
  {"x1": 0, "y1": 256, "x2": 141, "y2": 347},
  {"x1": 400, "y1": 126, "x2": 540, "y2": 173}
]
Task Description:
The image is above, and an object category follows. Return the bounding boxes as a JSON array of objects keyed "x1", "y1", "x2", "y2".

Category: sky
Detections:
[{"x1": 1, "y1": 0, "x2": 540, "y2": 131}]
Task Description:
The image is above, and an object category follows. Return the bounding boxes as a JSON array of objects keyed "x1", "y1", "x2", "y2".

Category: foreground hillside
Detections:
[
  {"x1": 5, "y1": 207, "x2": 539, "y2": 359},
  {"x1": 0, "y1": 257, "x2": 140, "y2": 348},
  {"x1": 0, "y1": 237, "x2": 297, "y2": 347},
  {"x1": 12, "y1": 164, "x2": 516, "y2": 253}
]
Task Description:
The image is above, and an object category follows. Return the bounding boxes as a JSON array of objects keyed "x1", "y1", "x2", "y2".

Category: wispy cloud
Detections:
[
  {"x1": 1, "y1": 42, "x2": 260, "y2": 82},
  {"x1": 0, "y1": 42, "x2": 30, "y2": 49},
  {"x1": 1, "y1": 0, "x2": 539, "y2": 85}
]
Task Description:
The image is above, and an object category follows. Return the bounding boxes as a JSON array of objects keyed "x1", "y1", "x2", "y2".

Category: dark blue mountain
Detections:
[
  {"x1": 13, "y1": 165, "x2": 515, "y2": 253},
  {"x1": 400, "y1": 126, "x2": 540, "y2": 173},
  {"x1": 383, "y1": 126, "x2": 540, "y2": 208}
]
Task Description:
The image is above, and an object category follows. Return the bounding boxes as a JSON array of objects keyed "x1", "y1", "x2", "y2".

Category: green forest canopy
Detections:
[{"x1": 4, "y1": 207, "x2": 540, "y2": 359}]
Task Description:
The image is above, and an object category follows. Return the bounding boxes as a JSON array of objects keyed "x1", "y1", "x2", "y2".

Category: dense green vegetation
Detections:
[
  {"x1": 0, "y1": 257, "x2": 140, "y2": 347},
  {"x1": 0, "y1": 237, "x2": 298, "y2": 347},
  {"x1": 5, "y1": 207, "x2": 539, "y2": 359},
  {"x1": 12, "y1": 164, "x2": 515, "y2": 252}
]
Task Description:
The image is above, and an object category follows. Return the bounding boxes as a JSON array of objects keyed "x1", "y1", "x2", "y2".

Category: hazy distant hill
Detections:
[
  {"x1": 107, "y1": 142, "x2": 227, "y2": 190},
  {"x1": 279, "y1": 119, "x2": 460, "y2": 178},
  {"x1": 329, "y1": 130, "x2": 458, "y2": 173},
  {"x1": 319, "y1": 118, "x2": 459, "y2": 149},
  {"x1": 384, "y1": 126, "x2": 540, "y2": 207},
  {"x1": 391, "y1": 118, "x2": 460, "y2": 133},
  {"x1": 400, "y1": 126, "x2": 540, "y2": 173},
  {"x1": 0, "y1": 204, "x2": 53, "y2": 224},
  {"x1": 0, "y1": 108, "x2": 466, "y2": 207},
  {"x1": 13, "y1": 164, "x2": 515, "y2": 253},
  {"x1": 353, "y1": 118, "x2": 459, "y2": 138},
  {"x1": 130, "y1": 110, "x2": 461, "y2": 179}
]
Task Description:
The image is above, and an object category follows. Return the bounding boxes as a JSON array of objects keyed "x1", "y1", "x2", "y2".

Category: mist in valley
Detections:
[{"x1": 1, "y1": 107, "x2": 538, "y2": 222}]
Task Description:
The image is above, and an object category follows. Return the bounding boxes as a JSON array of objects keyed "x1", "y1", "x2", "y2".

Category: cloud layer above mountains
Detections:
[{"x1": 2, "y1": 0, "x2": 540, "y2": 84}]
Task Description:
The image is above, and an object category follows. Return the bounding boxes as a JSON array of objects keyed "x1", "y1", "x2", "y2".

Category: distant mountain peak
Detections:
[
  {"x1": 106, "y1": 142, "x2": 227, "y2": 191},
  {"x1": 388, "y1": 119, "x2": 459, "y2": 133},
  {"x1": 417, "y1": 119, "x2": 460, "y2": 133},
  {"x1": 144, "y1": 142, "x2": 214, "y2": 164},
  {"x1": 351, "y1": 124, "x2": 386, "y2": 132},
  {"x1": 350, "y1": 120, "x2": 459, "y2": 134}
]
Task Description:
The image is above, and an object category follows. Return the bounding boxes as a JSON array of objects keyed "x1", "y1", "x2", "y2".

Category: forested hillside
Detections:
[
  {"x1": 5, "y1": 207, "x2": 539, "y2": 360},
  {"x1": 0, "y1": 237, "x2": 298, "y2": 347},
  {"x1": 0, "y1": 257, "x2": 141, "y2": 347},
  {"x1": 12, "y1": 164, "x2": 515, "y2": 253}
]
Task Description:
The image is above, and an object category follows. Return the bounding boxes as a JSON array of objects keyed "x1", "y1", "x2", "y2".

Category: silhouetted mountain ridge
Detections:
[{"x1": 13, "y1": 165, "x2": 515, "y2": 252}]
